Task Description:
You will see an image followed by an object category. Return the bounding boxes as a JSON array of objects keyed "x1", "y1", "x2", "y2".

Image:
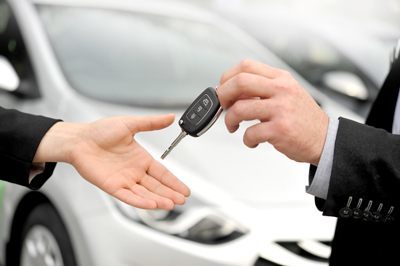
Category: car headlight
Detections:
[{"x1": 114, "y1": 197, "x2": 248, "y2": 244}]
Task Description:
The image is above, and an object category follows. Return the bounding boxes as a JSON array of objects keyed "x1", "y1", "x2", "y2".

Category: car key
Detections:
[{"x1": 161, "y1": 87, "x2": 223, "y2": 159}]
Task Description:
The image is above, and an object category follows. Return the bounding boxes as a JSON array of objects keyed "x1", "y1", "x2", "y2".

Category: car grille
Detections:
[
  {"x1": 255, "y1": 240, "x2": 331, "y2": 266},
  {"x1": 254, "y1": 258, "x2": 281, "y2": 266}
]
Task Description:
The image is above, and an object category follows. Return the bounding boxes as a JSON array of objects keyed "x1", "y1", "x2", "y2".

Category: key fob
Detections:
[
  {"x1": 161, "y1": 87, "x2": 223, "y2": 159},
  {"x1": 178, "y1": 87, "x2": 222, "y2": 137}
]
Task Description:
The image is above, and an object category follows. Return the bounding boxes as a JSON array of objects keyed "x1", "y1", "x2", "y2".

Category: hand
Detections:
[
  {"x1": 34, "y1": 114, "x2": 191, "y2": 210},
  {"x1": 218, "y1": 60, "x2": 329, "y2": 165}
]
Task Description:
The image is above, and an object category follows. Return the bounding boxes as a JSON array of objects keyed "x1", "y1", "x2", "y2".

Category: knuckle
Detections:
[
  {"x1": 273, "y1": 79, "x2": 288, "y2": 92},
  {"x1": 231, "y1": 101, "x2": 246, "y2": 116},
  {"x1": 274, "y1": 78, "x2": 296, "y2": 94},
  {"x1": 267, "y1": 101, "x2": 280, "y2": 116},
  {"x1": 220, "y1": 71, "x2": 229, "y2": 84},
  {"x1": 280, "y1": 69, "x2": 292, "y2": 78},
  {"x1": 239, "y1": 59, "x2": 254, "y2": 72},
  {"x1": 275, "y1": 119, "x2": 290, "y2": 135},
  {"x1": 285, "y1": 84, "x2": 296, "y2": 95},
  {"x1": 235, "y1": 73, "x2": 250, "y2": 90},
  {"x1": 218, "y1": 91, "x2": 229, "y2": 108}
]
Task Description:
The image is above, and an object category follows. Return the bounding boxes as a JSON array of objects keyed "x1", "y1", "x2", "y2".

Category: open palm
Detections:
[{"x1": 69, "y1": 114, "x2": 190, "y2": 210}]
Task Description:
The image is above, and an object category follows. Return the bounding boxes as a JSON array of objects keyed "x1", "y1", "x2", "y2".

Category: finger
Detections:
[
  {"x1": 148, "y1": 160, "x2": 191, "y2": 197},
  {"x1": 218, "y1": 73, "x2": 276, "y2": 109},
  {"x1": 243, "y1": 122, "x2": 274, "y2": 148},
  {"x1": 122, "y1": 114, "x2": 175, "y2": 134},
  {"x1": 225, "y1": 99, "x2": 271, "y2": 133},
  {"x1": 220, "y1": 59, "x2": 282, "y2": 84},
  {"x1": 130, "y1": 184, "x2": 175, "y2": 210},
  {"x1": 140, "y1": 175, "x2": 186, "y2": 205},
  {"x1": 113, "y1": 189, "x2": 157, "y2": 209}
]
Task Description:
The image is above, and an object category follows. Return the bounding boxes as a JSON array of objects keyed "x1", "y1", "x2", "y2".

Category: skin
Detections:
[
  {"x1": 218, "y1": 59, "x2": 329, "y2": 165},
  {"x1": 33, "y1": 114, "x2": 190, "y2": 210}
]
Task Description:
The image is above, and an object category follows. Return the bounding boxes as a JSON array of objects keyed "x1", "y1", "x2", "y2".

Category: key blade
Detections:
[
  {"x1": 161, "y1": 130, "x2": 187, "y2": 159},
  {"x1": 161, "y1": 146, "x2": 174, "y2": 160}
]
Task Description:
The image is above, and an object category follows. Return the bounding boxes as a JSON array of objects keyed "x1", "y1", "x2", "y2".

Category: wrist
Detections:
[
  {"x1": 33, "y1": 122, "x2": 87, "y2": 164},
  {"x1": 310, "y1": 112, "x2": 329, "y2": 165}
]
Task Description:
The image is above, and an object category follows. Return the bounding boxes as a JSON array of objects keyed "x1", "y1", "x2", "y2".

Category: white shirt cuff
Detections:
[
  {"x1": 28, "y1": 163, "x2": 46, "y2": 184},
  {"x1": 306, "y1": 117, "x2": 339, "y2": 199}
]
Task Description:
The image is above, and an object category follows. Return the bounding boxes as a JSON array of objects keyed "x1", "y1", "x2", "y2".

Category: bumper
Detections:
[
  {"x1": 79, "y1": 209, "x2": 261, "y2": 266},
  {"x1": 78, "y1": 204, "x2": 334, "y2": 266}
]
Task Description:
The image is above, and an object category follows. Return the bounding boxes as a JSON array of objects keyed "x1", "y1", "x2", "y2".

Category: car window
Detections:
[
  {"x1": 36, "y1": 5, "x2": 267, "y2": 108},
  {"x1": 0, "y1": 1, "x2": 39, "y2": 97},
  {"x1": 0, "y1": 2, "x2": 10, "y2": 33}
]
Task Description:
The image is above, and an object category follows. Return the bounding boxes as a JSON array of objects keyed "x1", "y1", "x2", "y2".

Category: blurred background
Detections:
[{"x1": 0, "y1": 0, "x2": 398, "y2": 266}]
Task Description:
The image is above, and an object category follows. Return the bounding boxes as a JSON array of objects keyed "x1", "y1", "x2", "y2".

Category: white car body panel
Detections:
[{"x1": 0, "y1": 0, "x2": 363, "y2": 265}]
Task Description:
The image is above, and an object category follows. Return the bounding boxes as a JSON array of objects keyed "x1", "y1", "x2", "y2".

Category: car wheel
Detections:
[{"x1": 19, "y1": 204, "x2": 77, "y2": 266}]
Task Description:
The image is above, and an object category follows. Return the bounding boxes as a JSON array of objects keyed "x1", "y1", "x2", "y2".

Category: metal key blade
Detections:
[{"x1": 161, "y1": 130, "x2": 187, "y2": 159}]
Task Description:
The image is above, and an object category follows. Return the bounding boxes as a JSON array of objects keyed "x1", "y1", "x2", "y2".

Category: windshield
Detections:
[{"x1": 36, "y1": 5, "x2": 264, "y2": 107}]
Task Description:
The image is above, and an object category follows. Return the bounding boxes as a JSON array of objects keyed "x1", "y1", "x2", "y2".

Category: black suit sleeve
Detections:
[
  {"x1": 0, "y1": 107, "x2": 61, "y2": 190},
  {"x1": 310, "y1": 117, "x2": 400, "y2": 223}
]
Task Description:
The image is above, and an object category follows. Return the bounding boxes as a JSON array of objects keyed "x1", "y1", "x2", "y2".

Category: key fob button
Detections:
[
  {"x1": 196, "y1": 104, "x2": 204, "y2": 113},
  {"x1": 195, "y1": 104, "x2": 207, "y2": 118},
  {"x1": 180, "y1": 87, "x2": 221, "y2": 136},
  {"x1": 187, "y1": 111, "x2": 198, "y2": 122},
  {"x1": 187, "y1": 111, "x2": 200, "y2": 123},
  {"x1": 201, "y1": 95, "x2": 212, "y2": 110}
]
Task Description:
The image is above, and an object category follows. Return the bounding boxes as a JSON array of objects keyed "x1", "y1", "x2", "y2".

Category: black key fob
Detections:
[
  {"x1": 179, "y1": 87, "x2": 222, "y2": 137},
  {"x1": 161, "y1": 87, "x2": 223, "y2": 159}
]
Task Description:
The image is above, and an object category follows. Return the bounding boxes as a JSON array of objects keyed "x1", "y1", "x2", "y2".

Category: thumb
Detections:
[{"x1": 122, "y1": 114, "x2": 175, "y2": 133}]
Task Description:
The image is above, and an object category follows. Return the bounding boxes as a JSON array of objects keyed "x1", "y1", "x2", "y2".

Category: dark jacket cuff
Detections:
[{"x1": 0, "y1": 108, "x2": 61, "y2": 189}]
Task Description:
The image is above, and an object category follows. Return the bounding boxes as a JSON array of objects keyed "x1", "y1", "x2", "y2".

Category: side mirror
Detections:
[
  {"x1": 0, "y1": 55, "x2": 20, "y2": 92},
  {"x1": 321, "y1": 71, "x2": 369, "y2": 101}
]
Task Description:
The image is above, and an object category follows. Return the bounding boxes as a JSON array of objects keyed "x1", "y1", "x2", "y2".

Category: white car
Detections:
[{"x1": 0, "y1": 0, "x2": 361, "y2": 266}]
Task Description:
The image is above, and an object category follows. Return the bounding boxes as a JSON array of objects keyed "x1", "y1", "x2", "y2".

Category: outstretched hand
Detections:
[{"x1": 34, "y1": 114, "x2": 190, "y2": 210}]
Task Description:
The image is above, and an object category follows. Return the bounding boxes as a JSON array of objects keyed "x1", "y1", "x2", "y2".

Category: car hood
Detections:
[
  {"x1": 88, "y1": 102, "x2": 311, "y2": 207},
  {"x1": 155, "y1": 120, "x2": 310, "y2": 206}
]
